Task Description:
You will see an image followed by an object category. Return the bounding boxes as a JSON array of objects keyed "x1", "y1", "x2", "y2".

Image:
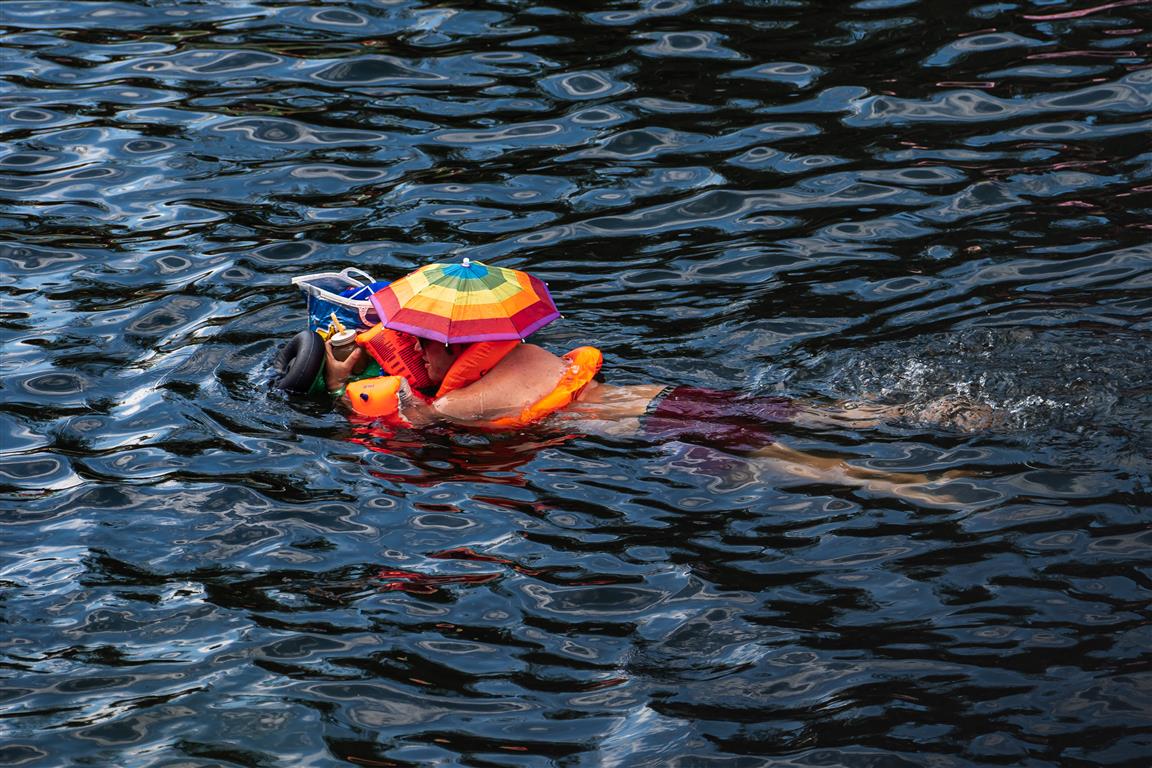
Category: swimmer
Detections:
[
  {"x1": 326, "y1": 334, "x2": 643, "y2": 427},
  {"x1": 322, "y1": 322, "x2": 992, "y2": 506}
]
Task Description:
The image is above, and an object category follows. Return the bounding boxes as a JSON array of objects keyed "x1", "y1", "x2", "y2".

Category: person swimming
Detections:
[
  {"x1": 326, "y1": 333, "x2": 792, "y2": 440},
  {"x1": 317, "y1": 260, "x2": 999, "y2": 504}
]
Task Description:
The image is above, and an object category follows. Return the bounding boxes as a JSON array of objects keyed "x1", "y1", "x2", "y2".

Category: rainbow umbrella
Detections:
[{"x1": 370, "y1": 258, "x2": 560, "y2": 344}]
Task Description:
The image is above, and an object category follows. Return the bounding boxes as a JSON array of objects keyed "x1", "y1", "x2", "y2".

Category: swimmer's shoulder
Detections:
[
  {"x1": 503, "y1": 342, "x2": 567, "y2": 367},
  {"x1": 433, "y1": 343, "x2": 567, "y2": 423}
]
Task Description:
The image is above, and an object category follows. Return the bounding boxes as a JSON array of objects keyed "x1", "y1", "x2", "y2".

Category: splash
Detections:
[{"x1": 803, "y1": 326, "x2": 1152, "y2": 460}]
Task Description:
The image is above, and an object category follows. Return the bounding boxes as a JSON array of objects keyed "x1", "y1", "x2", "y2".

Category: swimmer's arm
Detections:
[
  {"x1": 422, "y1": 357, "x2": 571, "y2": 426},
  {"x1": 394, "y1": 381, "x2": 506, "y2": 427},
  {"x1": 429, "y1": 386, "x2": 522, "y2": 425},
  {"x1": 392, "y1": 380, "x2": 447, "y2": 427}
]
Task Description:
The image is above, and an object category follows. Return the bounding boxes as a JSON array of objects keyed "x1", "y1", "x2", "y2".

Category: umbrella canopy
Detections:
[{"x1": 370, "y1": 259, "x2": 560, "y2": 344}]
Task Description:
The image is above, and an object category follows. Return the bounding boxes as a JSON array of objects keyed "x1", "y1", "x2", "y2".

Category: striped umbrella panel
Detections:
[{"x1": 371, "y1": 261, "x2": 559, "y2": 343}]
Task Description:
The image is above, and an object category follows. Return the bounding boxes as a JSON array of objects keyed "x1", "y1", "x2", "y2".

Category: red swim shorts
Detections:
[{"x1": 642, "y1": 386, "x2": 795, "y2": 453}]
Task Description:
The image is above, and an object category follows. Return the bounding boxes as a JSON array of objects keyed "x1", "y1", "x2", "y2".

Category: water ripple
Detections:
[{"x1": 2, "y1": 0, "x2": 1150, "y2": 765}]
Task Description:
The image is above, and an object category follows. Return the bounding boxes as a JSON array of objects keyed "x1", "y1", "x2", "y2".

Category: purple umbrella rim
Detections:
[{"x1": 382, "y1": 310, "x2": 560, "y2": 345}]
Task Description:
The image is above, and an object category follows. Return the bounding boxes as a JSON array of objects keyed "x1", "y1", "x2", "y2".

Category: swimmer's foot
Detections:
[{"x1": 900, "y1": 396, "x2": 1005, "y2": 433}]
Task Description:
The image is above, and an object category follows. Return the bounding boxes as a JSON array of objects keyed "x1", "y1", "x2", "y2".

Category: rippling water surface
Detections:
[{"x1": 2, "y1": 1, "x2": 1151, "y2": 765}]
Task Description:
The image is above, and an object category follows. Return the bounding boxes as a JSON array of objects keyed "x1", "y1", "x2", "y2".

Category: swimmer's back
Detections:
[{"x1": 434, "y1": 343, "x2": 568, "y2": 423}]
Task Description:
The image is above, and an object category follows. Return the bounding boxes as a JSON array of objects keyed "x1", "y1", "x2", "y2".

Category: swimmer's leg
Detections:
[
  {"x1": 751, "y1": 441, "x2": 968, "y2": 506},
  {"x1": 791, "y1": 397, "x2": 1005, "y2": 433},
  {"x1": 789, "y1": 401, "x2": 905, "y2": 431}
]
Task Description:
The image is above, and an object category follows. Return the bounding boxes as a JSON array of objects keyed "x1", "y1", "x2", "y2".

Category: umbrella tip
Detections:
[{"x1": 462, "y1": 257, "x2": 471, "y2": 268}]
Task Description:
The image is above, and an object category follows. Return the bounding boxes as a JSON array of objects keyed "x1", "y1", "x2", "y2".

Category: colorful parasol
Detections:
[{"x1": 370, "y1": 258, "x2": 560, "y2": 344}]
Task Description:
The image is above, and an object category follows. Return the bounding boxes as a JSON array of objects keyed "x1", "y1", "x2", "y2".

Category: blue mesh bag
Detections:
[{"x1": 291, "y1": 268, "x2": 389, "y2": 332}]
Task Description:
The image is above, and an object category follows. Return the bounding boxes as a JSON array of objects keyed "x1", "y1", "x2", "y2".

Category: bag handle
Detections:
[
  {"x1": 340, "y1": 267, "x2": 376, "y2": 286},
  {"x1": 359, "y1": 305, "x2": 380, "y2": 327}
]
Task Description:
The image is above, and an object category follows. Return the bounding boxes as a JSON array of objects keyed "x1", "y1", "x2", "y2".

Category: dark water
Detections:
[{"x1": 2, "y1": 0, "x2": 1151, "y2": 765}]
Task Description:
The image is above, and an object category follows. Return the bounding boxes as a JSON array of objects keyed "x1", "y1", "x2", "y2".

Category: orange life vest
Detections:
[
  {"x1": 356, "y1": 323, "x2": 519, "y2": 396},
  {"x1": 355, "y1": 324, "x2": 431, "y2": 390},
  {"x1": 435, "y1": 340, "x2": 519, "y2": 398}
]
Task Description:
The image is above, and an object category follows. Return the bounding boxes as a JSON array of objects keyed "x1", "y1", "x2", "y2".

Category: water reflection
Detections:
[{"x1": 2, "y1": 0, "x2": 1150, "y2": 765}]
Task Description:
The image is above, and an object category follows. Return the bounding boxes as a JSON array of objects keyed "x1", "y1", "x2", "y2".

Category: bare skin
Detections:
[
  {"x1": 324, "y1": 344, "x2": 367, "y2": 394},
  {"x1": 327, "y1": 336, "x2": 973, "y2": 505},
  {"x1": 560, "y1": 384, "x2": 968, "y2": 504},
  {"x1": 425, "y1": 342, "x2": 569, "y2": 424}
]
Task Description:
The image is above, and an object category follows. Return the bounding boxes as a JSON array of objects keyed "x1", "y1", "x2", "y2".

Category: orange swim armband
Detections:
[{"x1": 488, "y1": 346, "x2": 603, "y2": 429}]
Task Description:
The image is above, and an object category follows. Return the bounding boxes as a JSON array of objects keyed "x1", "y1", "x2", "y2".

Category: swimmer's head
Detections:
[{"x1": 421, "y1": 341, "x2": 470, "y2": 384}]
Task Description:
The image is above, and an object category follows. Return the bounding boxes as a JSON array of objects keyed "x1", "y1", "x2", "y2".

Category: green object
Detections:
[
  {"x1": 313, "y1": 358, "x2": 383, "y2": 398},
  {"x1": 308, "y1": 370, "x2": 327, "y2": 396},
  {"x1": 356, "y1": 360, "x2": 383, "y2": 380}
]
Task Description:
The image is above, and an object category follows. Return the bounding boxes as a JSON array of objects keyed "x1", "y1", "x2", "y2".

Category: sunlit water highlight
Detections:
[{"x1": 1, "y1": 1, "x2": 1150, "y2": 766}]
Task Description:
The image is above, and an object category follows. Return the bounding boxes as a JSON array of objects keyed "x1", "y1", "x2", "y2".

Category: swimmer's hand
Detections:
[
  {"x1": 394, "y1": 377, "x2": 439, "y2": 427},
  {"x1": 324, "y1": 341, "x2": 366, "y2": 394}
]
